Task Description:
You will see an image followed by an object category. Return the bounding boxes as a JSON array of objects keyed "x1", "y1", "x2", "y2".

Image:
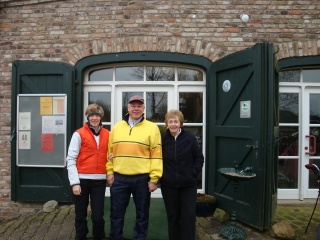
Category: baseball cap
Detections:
[{"x1": 128, "y1": 95, "x2": 144, "y2": 104}]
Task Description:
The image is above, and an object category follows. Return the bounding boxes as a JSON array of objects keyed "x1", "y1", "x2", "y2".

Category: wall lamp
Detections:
[{"x1": 240, "y1": 13, "x2": 250, "y2": 23}]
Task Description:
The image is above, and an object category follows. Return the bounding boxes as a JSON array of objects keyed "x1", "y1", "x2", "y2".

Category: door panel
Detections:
[
  {"x1": 11, "y1": 61, "x2": 74, "y2": 202},
  {"x1": 278, "y1": 88, "x2": 301, "y2": 199},
  {"x1": 304, "y1": 89, "x2": 320, "y2": 198},
  {"x1": 278, "y1": 87, "x2": 320, "y2": 199},
  {"x1": 207, "y1": 42, "x2": 278, "y2": 230}
]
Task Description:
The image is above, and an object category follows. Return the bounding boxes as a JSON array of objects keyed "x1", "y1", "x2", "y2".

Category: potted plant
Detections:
[{"x1": 196, "y1": 193, "x2": 216, "y2": 217}]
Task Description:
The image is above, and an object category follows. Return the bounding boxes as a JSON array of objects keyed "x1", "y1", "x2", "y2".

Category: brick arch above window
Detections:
[
  {"x1": 63, "y1": 36, "x2": 223, "y2": 65},
  {"x1": 62, "y1": 37, "x2": 320, "y2": 65},
  {"x1": 276, "y1": 40, "x2": 320, "y2": 60}
]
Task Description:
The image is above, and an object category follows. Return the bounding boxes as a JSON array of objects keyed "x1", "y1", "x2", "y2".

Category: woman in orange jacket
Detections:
[{"x1": 67, "y1": 103, "x2": 109, "y2": 240}]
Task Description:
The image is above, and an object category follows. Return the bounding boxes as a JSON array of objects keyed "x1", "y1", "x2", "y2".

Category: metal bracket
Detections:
[{"x1": 10, "y1": 128, "x2": 16, "y2": 143}]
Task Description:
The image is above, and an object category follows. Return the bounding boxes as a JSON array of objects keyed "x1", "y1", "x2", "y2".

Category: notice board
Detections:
[{"x1": 17, "y1": 94, "x2": 67, "y2": 167}]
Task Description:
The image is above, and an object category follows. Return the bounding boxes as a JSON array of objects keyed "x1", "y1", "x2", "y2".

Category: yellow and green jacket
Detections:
[{"x1": 107, "y1": 114, "x2": 163, "y2": 183}]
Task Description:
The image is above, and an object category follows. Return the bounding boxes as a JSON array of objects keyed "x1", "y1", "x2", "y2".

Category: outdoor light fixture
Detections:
[{"x1": 240, "y1": 13, "x2": 250, "y2": 23}]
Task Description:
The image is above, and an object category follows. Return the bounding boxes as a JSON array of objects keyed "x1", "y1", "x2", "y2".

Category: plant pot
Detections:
[
  {"x1": 196, "y1": 202, "x2": 215, "y2": 217},
  {"x1": 196, "y1": 194, "x2": 216, "y2": 217}
]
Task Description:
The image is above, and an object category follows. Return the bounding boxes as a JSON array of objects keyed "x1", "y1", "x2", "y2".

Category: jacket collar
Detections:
[
  {"x1": 85, "y1": 122, "x2": 102, "y2": 136},
  {"x1": 165, "y1": 127, "x2": 184, "y2": 138},
  {"x1": 123, "y1": 112, "x2": 145, "y2": 124}
]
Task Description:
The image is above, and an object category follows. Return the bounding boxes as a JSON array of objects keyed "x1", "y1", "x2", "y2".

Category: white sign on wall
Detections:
[{"x1": 240, "y1": 100, "x2": 251, "y2": 118}]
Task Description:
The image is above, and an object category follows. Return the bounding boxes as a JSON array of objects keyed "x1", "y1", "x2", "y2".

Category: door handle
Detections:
[{"x1": 305, "y1": 135, "x2": 316, "y2": 155}]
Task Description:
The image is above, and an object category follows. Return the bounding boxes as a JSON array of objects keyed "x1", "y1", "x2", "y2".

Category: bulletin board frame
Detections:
[{"x1": 17, "y1": 94, "x2": 67, "y2": 167}]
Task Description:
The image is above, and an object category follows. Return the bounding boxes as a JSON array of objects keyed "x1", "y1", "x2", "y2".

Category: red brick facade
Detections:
[{"x1": 1, "y1": 0, "x2": 320, "y2": 219}]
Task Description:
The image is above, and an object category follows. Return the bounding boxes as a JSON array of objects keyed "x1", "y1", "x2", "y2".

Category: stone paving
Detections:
[
  {"x1": 0, "y1": 205, "x2": 75, "y2": 240},
  {"x1": 196, "y1": 202, "x2": 320, "y2": 240},
  {"x1": 195, "y1": 217, "x2": 275, "y2": 240},
  {"x1": 0, "y1": 202, "x2": 319, "y2": 239}
]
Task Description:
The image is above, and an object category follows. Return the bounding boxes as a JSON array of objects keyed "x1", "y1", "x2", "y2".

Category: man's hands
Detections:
[
  {"x1": 148, "y1": 182, "x2": 158, "y2": 192},
  {"x1": 107, "y1": 173, "x2": 157, "y2": 192},
  {"x1": 107, "y1": 174, "x2": 114, "y2": 186},
  {"x1": 107, "y1": 153, "x2": 114, "y2": 186}
]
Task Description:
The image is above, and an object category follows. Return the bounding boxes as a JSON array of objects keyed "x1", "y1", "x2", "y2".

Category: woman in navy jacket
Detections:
[{"x1": 160, "y1": 109, "x2": 204, "y2": 240}]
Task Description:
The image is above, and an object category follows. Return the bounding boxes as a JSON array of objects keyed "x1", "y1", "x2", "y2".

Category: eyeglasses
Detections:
[{"x1": 168, "y1": 120, "x2": 179, "y2": 124}]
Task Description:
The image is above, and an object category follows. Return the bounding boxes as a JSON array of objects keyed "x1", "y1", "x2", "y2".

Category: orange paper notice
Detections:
[{"x1": 40, "y1": 97, "x2": 53, "y2": 115}]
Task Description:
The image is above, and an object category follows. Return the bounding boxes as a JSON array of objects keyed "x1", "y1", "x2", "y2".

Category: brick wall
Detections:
[{"x1": 0, "y1": 0, "x2": 320, "y2": 219}]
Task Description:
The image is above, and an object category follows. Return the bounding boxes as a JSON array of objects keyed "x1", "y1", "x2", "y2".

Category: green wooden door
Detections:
[
  {"x1": 11, "y1": 61, "x2": 74, "y2": 202},
  {"x1": 207, "y1": 42, "x2": 279, "y2": 230}
]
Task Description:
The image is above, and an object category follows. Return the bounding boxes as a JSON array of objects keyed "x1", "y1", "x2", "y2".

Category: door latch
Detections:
[
  {"x1": 246, "y1": 142, "x2": 258, "y2": 149},
  {"x1": 246, "y1": 141, "x2": 259, "y2": 160}
]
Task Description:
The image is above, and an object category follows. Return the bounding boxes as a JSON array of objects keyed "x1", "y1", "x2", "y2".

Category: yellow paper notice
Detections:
[{"x1": 40, "y1": 97, "x2": 53, "y2": 115}]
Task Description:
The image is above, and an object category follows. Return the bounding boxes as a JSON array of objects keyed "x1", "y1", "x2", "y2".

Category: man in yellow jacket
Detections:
[{"x1": 107, "y1": 95, "x2": 163, "y2": 240}]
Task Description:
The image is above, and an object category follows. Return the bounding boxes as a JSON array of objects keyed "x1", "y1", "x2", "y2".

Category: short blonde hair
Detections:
[{"x1": 164, "y1": 109, "x2": 184, "y2": 126}]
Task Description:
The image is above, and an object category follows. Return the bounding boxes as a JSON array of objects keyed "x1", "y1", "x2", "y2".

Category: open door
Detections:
[
  {"x1": 207, "y1": 42, "x2": 279, "y2": 230},
  {"x1": 11, "y1": 60, "x2": 74, "y2": 202}
]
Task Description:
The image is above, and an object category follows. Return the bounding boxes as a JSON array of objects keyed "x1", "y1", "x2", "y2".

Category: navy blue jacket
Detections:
[{"x1": 160, "y1": 128, "x2": 204, "y2": 187}]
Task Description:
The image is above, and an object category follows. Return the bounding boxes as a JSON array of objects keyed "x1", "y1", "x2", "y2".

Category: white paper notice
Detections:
[
  {"x1": 42, "y1": 116, "x2": 66, "y2": 134},
  {"x1": 19, "y1": 131, "x2": 31, "y2": 149},
  {"x1": 19, "y1": 112, "x2": 31, "y2": 130}
]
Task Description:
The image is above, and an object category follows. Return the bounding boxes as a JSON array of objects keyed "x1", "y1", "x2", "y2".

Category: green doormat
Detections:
[{"x1": 88, "y1": 197, "x2": 168, "y2": 239}]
